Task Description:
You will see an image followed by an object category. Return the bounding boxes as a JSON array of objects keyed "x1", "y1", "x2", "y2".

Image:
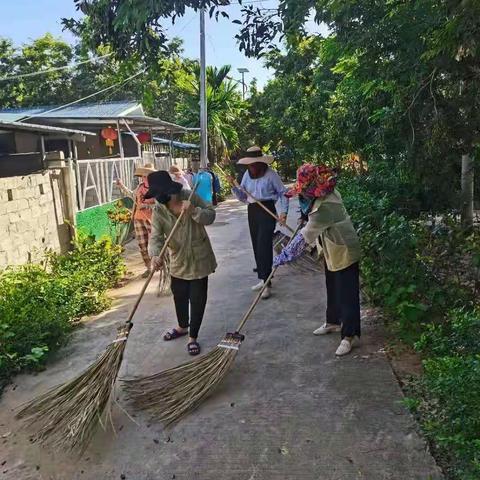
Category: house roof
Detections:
[
  {"x1": 0, "y1": 101, "x2": 189, "y2": 134},
  {"x1": 0, "y1": 100, "x2": 143, "y2": 122},
  {"x1": 0, "y1": 119, "x2": 95, "y2": 141}
]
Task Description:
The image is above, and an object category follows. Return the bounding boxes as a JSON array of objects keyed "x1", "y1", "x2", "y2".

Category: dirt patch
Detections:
[{"x1": 361, "y1": 306, "x2": 423, "y2": 385}]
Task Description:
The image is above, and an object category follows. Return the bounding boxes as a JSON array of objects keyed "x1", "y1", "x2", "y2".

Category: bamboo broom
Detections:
[
  {"x1": 16, "y1": 187, "x2": 197, "y2": 453},
  {"x1": 123, "y1": 223, "x2": 304, "y2": 426}
]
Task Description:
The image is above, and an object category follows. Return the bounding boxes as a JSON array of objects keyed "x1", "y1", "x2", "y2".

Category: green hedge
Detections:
[
  {"x1": 339, "y1": 169, "x2": 480, "y2": 479},
  {"x1": 0, "y1": 234, "x2": 125, "y2": 389},
  {"x1": 411, "y1": 309, "x2": 480, "y2": 480}
]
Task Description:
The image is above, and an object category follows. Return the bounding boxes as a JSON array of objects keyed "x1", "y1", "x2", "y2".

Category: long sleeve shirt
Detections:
[
  {"x1": 233, "y1": 168, "x2": 289, "y2": 214},
  {"x1": 148, "y1": 190, "x2": 217, "y2": 280},
  {"x1": 118, "y1": 181, "x2": 154, "y2": 222},
  {"x1": 172, "y1": 173, "x2": 191, "y2": 191}
]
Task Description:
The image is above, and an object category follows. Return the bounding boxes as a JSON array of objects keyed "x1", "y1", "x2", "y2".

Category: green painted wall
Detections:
[{"x1": 76, "y1": 197, "x2": 133, "y2": 243}]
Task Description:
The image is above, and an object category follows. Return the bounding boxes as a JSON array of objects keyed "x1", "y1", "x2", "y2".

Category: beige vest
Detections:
[{"x1": 301, "y1": 190, "x2": 361, "y2": 271}]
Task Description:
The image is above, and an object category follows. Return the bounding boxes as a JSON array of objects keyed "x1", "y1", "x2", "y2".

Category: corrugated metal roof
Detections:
[
  {"x1": 0, "y1": 119, "x2": 95, "y2": 137},
  {"x1": 0, "y1": 109, "x2": 45, "y2": 122},
  {"x1": 0, "y1": 100, "x2": 143, "y2": 121}
]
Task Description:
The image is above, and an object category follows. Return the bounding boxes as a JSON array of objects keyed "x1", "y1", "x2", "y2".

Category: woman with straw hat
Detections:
[
  {"x1": 169, "y1": 164, "x2": 191, "y2": 190},
  {"x1": 273, "y1": 163, "x2": 361, "y2": 356},
  {"x1": 147, "y1": 171, "x2": 217, "y2": 356},
  {"x1": 116, "y1": 163, "x2": 156, "y2": 277},
  {"x1": 227, "y1": 146, "x2": 289, "y2": 300}
]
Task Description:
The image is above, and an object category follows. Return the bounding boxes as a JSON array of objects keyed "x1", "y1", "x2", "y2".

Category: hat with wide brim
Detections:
[
  {"x1": 169, "y1": 164, "x2": 184, "y2": 175},
  {"x1": 144, "y1": 170, "x2": 183, "y2": 199},
  {"x1": 134, "y1": 162, "x2": 156, "y2": 176},
  {"x1": 238, "y1": 146, "x2": 274, "y2": 165}
]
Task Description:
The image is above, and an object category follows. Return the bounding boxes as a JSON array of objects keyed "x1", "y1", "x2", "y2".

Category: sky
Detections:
[{"x1": 0, "y1": 0, "x2": 328, "y2": 90}]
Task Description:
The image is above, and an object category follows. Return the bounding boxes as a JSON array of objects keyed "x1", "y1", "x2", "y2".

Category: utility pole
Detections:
[
  {"x1": 200, "y1": 8, "x2": 208, "y2": 167},
  {"x1": 237, "y1": 67, "x2": 249, "y2": 100}
]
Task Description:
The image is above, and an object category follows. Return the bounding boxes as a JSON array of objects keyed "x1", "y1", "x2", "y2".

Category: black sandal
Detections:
[
  {"x1": 164, "y1": 328, "x2": 188, "y2": 341},
  {"x1": 187, "y1": 341, "x2": 201, "y2": 356}
]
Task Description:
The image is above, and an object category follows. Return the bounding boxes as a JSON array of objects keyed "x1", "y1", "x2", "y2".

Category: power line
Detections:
[
  {"x1": 0, "y1": 53, "x2": 113, "y2": 82},
  {"x1": 229, "y1": 0, "x2": 276, "y2": 5},
  {"x1": 22, "y1": 69, "x2": 146, "y2": 121},
  {"x1": 174, "y1": 14, "x2": 197, "y2": 35}
]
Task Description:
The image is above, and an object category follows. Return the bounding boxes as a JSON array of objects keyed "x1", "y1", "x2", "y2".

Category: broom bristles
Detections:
[
  {"x1": 123, "y1": 333, "x2": 243, "y2": 425},
  {"x1": 273, "y1": 231, "x2": 322, "y2": 274},
  {"x1": 157, "y1": 252, "x2": 172, "y2": 297},
  {"x1": 16, "y1": 326, "x2": 129, "y2": 453}
]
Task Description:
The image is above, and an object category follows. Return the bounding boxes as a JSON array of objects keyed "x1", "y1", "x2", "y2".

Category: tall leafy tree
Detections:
[
  {"x1": 237, "y1": 0, "x2": 480, "y2": 220},
  {"x1": 0, "y1": 34, "x2": 74, "y2": 107},
  {"x1": 0, "y1": 34, "x2": 191, "y2": 125},
  {"x1": 177, "y1": 64, "x2": 244, "y2": 161}
]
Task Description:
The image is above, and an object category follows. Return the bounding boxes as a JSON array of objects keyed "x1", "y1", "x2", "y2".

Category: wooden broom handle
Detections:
[
  {"x1": 125, "y1": 184, "x2": 198, "y2": 326},
  {"x1": 235, "y1": 223, "x2": 303, "y2": 333},
  {"x1": 214, "y1": 164, "x2": 295, "y2": 235}
]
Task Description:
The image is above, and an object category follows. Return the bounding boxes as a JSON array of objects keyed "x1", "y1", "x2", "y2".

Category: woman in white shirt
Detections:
[
  {"x1": 228, "y1": 146, "x2": 289, "y2": 299},
  {"x1": 169, "y1": 164, "x2": 191, "y2": 190}
]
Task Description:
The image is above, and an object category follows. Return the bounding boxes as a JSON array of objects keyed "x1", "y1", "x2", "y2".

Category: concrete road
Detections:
[{"x1": 0, "y1": 198, "x2": 442, "y2": 480}]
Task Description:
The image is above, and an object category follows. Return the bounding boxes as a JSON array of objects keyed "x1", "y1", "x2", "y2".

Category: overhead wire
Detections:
[
  {"x1": 22, "y1": 69, "x2": 146, "y2": 121},
  {"x1": 0, "y1": 53, "x2": 113, "y2": 82}
]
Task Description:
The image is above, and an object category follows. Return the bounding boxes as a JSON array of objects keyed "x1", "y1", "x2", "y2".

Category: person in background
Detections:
[
  {"x1": 169, "y1": 164, "x2": 191, "y2": 190},
  {"x1": 192, "y1": 160, "x2": 214, "y2": 204},
  {"x1": 147, "y1": 171, "x2": 217, "y2": 356},
  {"x1": 116, "y1": 163, "x2": 156, "y2": 277},
  {"x1": 206, "y1": 162, "x2": 222, "y2": 205},
  {"x1": 273, "y1": 163, "x2": 361, "y2": 356},
  {"x1": 235, "y1": 161, "x2": 248, "y2": 185},
  {"x1": 184, "y1": 166, "x2": 194, "y2": 188},
  {"x1": 228, "y1": 146, "x2": 289, "y2": 300}
]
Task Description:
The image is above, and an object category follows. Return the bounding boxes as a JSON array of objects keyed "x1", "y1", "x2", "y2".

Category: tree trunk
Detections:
[{"x1": 461, "y1": 153, "x2": 474, "y2": 230}]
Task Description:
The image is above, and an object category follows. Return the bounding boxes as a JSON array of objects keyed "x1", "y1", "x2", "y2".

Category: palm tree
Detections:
[{"x1": 177, "y1": 64, "x2": 244, "y2": 162}]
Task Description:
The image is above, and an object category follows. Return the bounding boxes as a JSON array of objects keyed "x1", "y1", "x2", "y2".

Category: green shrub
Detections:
[
  {"x1": 410, "y1": 354, "x2": 480, "y2": 480},
  {"x1": 0, "y1": 233, "x2": 125, "y2": 387},
  {"x1": 0, "y1": 265, "x2": 72, "y2": 379},
  {"x1": 415, "y1": 309, "x2": 480, "y2": 358},
  {"x1": 340, "y1": 175, "x2": 436, "y2": 340},
  {"x1": 340, "y1": 169, "x2": 479, "y2": 479}
]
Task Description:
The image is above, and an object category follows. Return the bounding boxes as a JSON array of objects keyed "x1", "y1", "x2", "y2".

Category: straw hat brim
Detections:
[
  {"x1": 134, "y1": 166, "x2": 156, "y2": 176},
  {"x1": 238, "y1": 155, "x2": 274, "y2": 165}
]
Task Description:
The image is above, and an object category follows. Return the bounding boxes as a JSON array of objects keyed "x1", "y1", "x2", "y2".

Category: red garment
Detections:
[
  {"x1": 286, "y1": 163, "x2": 337, "y2": 199},
  {"x1": 134, "y1": 181, "x2": 155, "y2": 222}
]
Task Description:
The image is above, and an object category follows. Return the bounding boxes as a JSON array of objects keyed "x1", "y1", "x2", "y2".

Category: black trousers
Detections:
[
  {"x1": 325, "y1": 262, "x2": 361, "y2": 338},
  {"x1": 248, "y1": 201, "x2": 276, "y2": 281},
  {"x1": 170, "y1": 276, "x2": 208, "y2": 339}
]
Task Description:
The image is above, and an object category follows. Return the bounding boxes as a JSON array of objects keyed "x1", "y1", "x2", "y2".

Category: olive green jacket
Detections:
[
  {"x1": 301, "y1": 189, "x2": 361, "y2": 272},
  {"x1": 148, "y1": 190, "x2": 217, "y2": 280}
]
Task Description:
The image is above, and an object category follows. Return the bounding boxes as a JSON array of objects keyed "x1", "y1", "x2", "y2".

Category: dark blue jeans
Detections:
[{"x1": 325, "y1": 262, "x2": 361, "y2": 338}]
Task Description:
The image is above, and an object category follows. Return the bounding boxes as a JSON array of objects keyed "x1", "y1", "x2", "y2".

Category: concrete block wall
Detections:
[{"x1": 0, "y1": 172, "x2": 61, "y2": 267}]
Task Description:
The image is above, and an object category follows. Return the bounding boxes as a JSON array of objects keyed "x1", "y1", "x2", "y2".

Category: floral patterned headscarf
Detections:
[{"x1": 286, "y1": 163, "x2": 337, "y2": 199}]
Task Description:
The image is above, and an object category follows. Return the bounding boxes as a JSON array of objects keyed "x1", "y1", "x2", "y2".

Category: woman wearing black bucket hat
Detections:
[{"x1": 146, "y1": 170, "x2": 217, "y2": 356}]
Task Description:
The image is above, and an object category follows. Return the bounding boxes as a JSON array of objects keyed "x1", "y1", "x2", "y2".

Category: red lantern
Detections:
[
  {"x1": 136, "y1": 131, "x2": 151, "y2": 144},
  {"x1": 101, "y1": 126, "x2": 118, "y2": 154}
]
